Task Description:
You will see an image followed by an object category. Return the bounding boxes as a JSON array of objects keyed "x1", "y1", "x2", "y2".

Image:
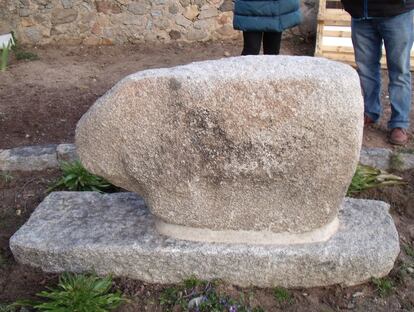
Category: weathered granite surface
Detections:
[
  {"x1": 0, "y1": 145, "x2": 58, "y2": 171},
  {"x1": 0, "y1": 144, "x2": 78, "y2": 171},
  {"x1": 10, "y1": 192, "x2": 400, "y2": 287},
  {"x1": 359, "y1": 148, "x2": 392, "y2": 170},
  {"x1": 56, "y1": 143, "x2": 79, "y2": 162},
  {"x1": 399, "y1": 153, "x2": 414, "y2": 171},
  {"x1": 76, "y1": 56, "x2": 364, "y2": 234}
]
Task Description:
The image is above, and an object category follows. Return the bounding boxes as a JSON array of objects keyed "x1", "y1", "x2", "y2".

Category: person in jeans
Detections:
[
  {"x1": 233, "y1": 0, "x2": 301, "y2": 55},
  {"x1": 341, "y1": 0, "x2": 414, "y2": 145}
]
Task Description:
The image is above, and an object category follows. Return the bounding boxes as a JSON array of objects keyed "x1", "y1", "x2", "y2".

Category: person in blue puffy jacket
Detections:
[{"x1": 233, "y1": 0, "x2": 302, "y2": 55}]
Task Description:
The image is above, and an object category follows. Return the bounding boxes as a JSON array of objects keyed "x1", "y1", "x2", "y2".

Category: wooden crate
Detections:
[{"x1": 314, "y1": 0, "x2": 414, "y2": 70}]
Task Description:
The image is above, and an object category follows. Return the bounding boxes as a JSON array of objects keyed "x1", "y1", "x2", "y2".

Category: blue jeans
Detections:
[{"x1": 351, "y1": 10, "x2": 414, "y2": 129}]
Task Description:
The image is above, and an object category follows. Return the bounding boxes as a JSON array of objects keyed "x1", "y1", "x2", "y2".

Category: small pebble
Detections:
[
  {"x1": 407, "y1": 267, "x2": 414, "y2": 273},
  {"x1": 224, "y1": 51, "x2": 231, "y2": 57},
  {"x1": 352, "y1": 292, "x2": 364, "y2": 298}
]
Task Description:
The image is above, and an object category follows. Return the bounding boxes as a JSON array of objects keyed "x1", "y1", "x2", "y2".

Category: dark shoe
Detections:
[
  {"x1": 364, "y1": 114, "x2": 375, "y2": 126},
  {"x1": 389, "y1": 128, "x2": 408, "y2": 145}
]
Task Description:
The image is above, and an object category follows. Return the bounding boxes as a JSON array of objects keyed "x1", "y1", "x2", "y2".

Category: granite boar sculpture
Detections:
[{"x1": 76, "y1": 56, "x2": 363, "y2": 244}]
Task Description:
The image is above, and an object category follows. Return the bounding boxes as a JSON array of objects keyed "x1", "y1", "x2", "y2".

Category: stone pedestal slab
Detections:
[{"x1": 10, "y1": 192, "x2": 399, "y2": 288}]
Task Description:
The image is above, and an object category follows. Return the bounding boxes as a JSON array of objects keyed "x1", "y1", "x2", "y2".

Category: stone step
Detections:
[{"x1": 10, "y1": 191, "x2": 400, "y2": 287}]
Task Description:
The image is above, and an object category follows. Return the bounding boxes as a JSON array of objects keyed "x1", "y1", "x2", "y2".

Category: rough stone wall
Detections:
[{"x1": 0, "y1": 0, "x2": 317, "y2": 45}]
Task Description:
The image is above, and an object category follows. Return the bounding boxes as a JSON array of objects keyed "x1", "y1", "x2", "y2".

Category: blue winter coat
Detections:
[{"x1": 233, "y1": 0, "x2": 301, "y2": 32}]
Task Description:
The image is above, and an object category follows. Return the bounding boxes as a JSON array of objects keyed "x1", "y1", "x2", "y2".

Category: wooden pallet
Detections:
[{"x1": 314, "y1": 0, "x2": 414, "y2": 70}]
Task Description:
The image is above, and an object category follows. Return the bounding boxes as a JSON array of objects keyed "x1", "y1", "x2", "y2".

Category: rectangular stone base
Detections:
[{"x1": 10, "y1": 192, "x2": 400, "y2": 288}]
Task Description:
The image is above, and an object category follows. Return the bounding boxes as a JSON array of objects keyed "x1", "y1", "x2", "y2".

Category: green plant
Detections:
[
  {"x1": 184, "y1": 275, "x2": 208, "y2": 289},
  {"x1": 372, "y1": 277, "x2": 394, "y2": 297},
  {"x1": 48, "y1": 161, "x2": 115, "y2": 192},
  {"x1": 389, "y1": 153, "x2": 405, "y2": 171},
  {"x1": 0, "y1": 304, "x2": 16, "y2": 312},
  {"x1": 16, "y1": 273, "x2": 124, "y2": 312},
  {"x1": 0, "y1": 171, "x2": 13, "y2": 184},
  {"x1": 159, "y1": 286, "x2": 184, "y2": 308},
  {"x1": 10, "y1": 31, "x2": 38, "y2": 61},
  {"x1": 159, "y1": 278, "x2": 263, "y2": 312},
  {"x1": 347, "y1": 164, "x2": 406, "y2": 196},
  {"x1": 273, "y1": 287, "x2": 292, "y2": 304},
  {"x1": 14, "y1": 49, "x2": 38, "y2": 61},
  {"x1": 1, "y1": 41, "x2": 12, "y2": 72},
  {"x1": 404, "y1": 244, "x2": 414, "y2": 259}
]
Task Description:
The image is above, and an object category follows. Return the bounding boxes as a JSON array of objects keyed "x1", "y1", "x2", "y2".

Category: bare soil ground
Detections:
[
  {"x1": 1, "y1": 38, "x2": 414, "y2": 311},
  {"x1": 1, "y1": 38, "x2": 412, "y2": 150},
  {"x1": 0, "y1": 169, "x2": 413, "y2": 311}
]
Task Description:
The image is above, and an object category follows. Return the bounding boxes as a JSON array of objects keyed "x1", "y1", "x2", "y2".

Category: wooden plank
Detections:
[
  {"x1": 315, "y1": 0, "x2": 414, "y2": 71},
  {"x1": 318, "y1": 0, "x2": 327, "y2": 16},
  {"x1": 321, "y1": 45, "x2": 354, "y2": 53},
  {"x1": 315, "y1": 21, "x2": 324, "y2": 56},
  {"x1": 318, "y1": 9, "x2": 350, "y2": 22},
  {"x1": 321, "y1": 37, "x2": 414, "y2": 56},
  {"x1": 320, "y1": 51, "x2": 414, "y2": 70},
  {"x1": 322, "y1": 30, "x2": 352, "y2": 38}
]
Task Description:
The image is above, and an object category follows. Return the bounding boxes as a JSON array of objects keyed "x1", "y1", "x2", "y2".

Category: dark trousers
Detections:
[{"x1": 241, "y1": 31, "x2": 282, "y2": 55}]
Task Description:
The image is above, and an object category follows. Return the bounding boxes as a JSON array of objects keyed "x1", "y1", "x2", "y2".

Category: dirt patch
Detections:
[
  {"x1": 1, "y1": 39, "x2": 414, "y2": 311},
  {"x1": 0, "y1": 169, "x2": 413, "y2": 311},
  {"x1": 0, "y1": 170, "x2": 59, "y2": 302},
  {"x1": 0, "y1": 38, "x2": 312, "y2": 150},
  {"x1": 1, "y1": 39, "x2": 412, "y2": 151}
]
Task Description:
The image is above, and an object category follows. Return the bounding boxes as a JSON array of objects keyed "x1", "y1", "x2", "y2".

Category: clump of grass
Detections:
[
  {"x1": 11, "y1": 31, "x2": 38, "y2": 61},
  {"x1": 347, "y1": 164, "x2": 406, "y2": 196},
  {"x1": 1, "y1": 41, "x2": 12, "y2": 72},
  {"x1": 0, "y1": 171, "x2": 13, "y2": 184},
  {"x1": 372, "y1": 277, "x2": 394, "y2": 297},
  {"x1": 48, "y1": 161, "x2": 115, "y2": 192},
  {"x1": 15, "y1": 273, "x2": 124, "y2": 312},
  {"x1": 404, "y1": 244, "x2": 414, "y2": 259},
  {"x1": 159, "y1": 276, "x2": 263, "y2": 312},
  {"x1": 0, "y1": 304, "x2": 16, "y2": 312},
  {"x1": 14, "y1": 49, "x2": 38, "y2": 61},
  {"x1": 0, "y1": 32, "x2": 38, "y2": 71},
  {"x1": 273, "y1": 287, "x2": 292, "y2": 304},
  {"x1": 389, "y1": 153, "x2": 405, "y2": 171}
]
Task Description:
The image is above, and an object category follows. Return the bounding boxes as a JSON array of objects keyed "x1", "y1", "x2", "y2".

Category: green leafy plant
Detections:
[
  {"x1": 159, "y1": 286, "x2": 184, "y2": 308},
  {"x1": 16, "y1": 273, "x2": 124, "y2": 312},
  {"x1": 347, "y1": 164, "x2": 406, "y2": 196},
  {"x1": 1, "y1": 41, "x2": 12, "y2": 72},
  {"x1": 372, "y1": 277, "x2": 394, "y2": 297},
  {"x1": 273, "y1": 287, "x2": 292, "y2": 304},
  {"x1": 184, "y1": 275, "x2": 208, "y2": 289},
  {"x1": 48, "y1": 161, "x2": 115, "y2": 192}
]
